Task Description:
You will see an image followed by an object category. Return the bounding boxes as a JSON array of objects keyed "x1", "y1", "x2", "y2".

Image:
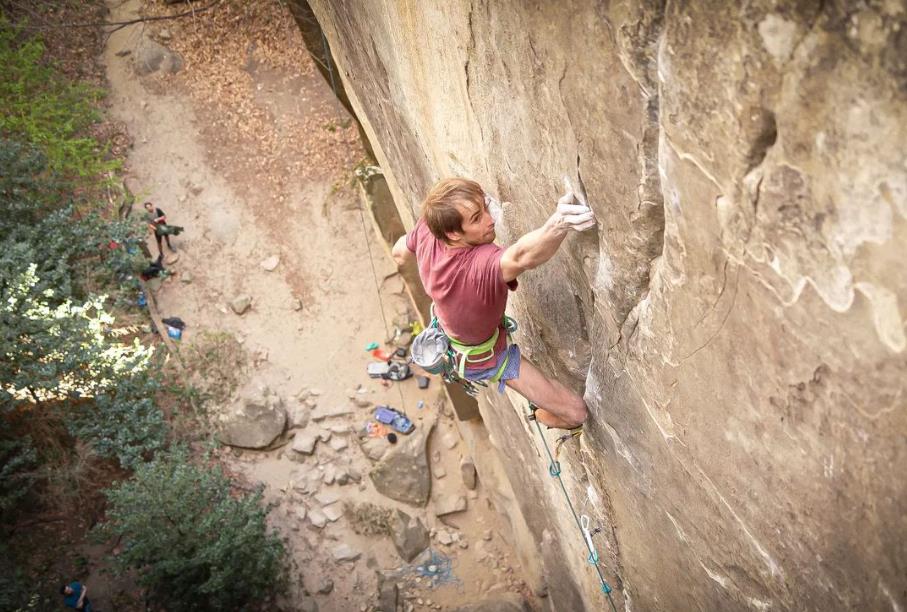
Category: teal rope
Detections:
[{"x1": 529, "y1": 403, "x2": 618, "y2": 612}]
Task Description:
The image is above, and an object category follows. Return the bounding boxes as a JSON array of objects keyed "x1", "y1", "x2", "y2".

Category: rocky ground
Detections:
[{"x1": 99, "y1": 0, "x2": 535, "y2": 610}]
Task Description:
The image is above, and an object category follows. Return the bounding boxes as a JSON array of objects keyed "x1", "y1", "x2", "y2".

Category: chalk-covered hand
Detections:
[
  {"x1": 485, "y1": 193, "x2": 504, "y2": 224},
  {"x1": 556, "y1": 189, "x2": 596, "y2": 231}
]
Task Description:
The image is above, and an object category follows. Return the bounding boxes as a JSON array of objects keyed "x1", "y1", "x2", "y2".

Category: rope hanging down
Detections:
[
  {"x1": 355, "y1": 194, "x2": 406, "y2": 413},
  {"x1": 527, "y1": 402, "x2": 618, "y2": 612}
]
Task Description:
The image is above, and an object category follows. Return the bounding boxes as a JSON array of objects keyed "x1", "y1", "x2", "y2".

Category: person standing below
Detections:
[
  {"x1": 60, "y1": 580, "x2": 93, "y2": 611},
  {"x1": 393, "y1": 178, "x2": 596, "y2": 429},
  {"x1": 143, "y1": 201, "x2": 176, "y2": 258}
]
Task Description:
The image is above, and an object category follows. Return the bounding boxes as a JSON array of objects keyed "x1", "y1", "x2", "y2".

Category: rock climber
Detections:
[{"x1": 392, "y1": 177, "x2": 596, "y2": 429}]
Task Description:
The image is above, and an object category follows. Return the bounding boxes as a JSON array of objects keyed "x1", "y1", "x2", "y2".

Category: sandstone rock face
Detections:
[{"x1": 300, "y1": 2, "x2": 907, "y2": 610}]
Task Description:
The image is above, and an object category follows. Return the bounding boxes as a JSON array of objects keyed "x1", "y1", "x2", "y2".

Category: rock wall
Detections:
[{"x1": 297, "y1": 1, "x2": 907, "y2": 610}]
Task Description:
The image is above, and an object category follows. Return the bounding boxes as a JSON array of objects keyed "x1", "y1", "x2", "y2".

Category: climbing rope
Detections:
[
  {"x1": 355, "y1": 194, "x2": 406, "y2": 413},
  {"x1": 527, "y1": 402, "x2": 618, "y2": 612}
]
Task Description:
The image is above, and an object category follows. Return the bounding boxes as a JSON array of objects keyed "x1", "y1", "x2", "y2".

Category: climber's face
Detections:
[{"x1": 448, "y1": 198, "x2": 496, "y2": 247}]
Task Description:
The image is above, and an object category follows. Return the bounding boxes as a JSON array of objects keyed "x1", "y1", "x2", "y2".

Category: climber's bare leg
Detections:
[{"x1": 505, "y1": 358, "x2": 587, "y2": 429}]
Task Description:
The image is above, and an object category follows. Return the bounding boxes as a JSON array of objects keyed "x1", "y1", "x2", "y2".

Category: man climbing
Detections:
[{"x1": 393, "y1": 178, "x2": 596, "y2": 429}]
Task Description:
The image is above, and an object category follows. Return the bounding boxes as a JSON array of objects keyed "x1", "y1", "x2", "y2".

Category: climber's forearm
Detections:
[{"x1": 500, "y1": 214, "x2": 570, "y2": 281}]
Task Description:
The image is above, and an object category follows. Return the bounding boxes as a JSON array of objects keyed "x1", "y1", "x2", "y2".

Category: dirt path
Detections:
[{"x1": 101, "y1": 1, "x2": 532, "y2": 610}]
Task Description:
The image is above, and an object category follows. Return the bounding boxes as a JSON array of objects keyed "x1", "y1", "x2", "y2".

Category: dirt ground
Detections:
[{"x1": 96, "y1": 0, "x2": 534, "y2": 609}]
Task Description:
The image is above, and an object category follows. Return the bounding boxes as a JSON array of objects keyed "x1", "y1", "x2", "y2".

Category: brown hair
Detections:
[{"x1": 421, "y1": 178, "x2": 484, "y2": 243}]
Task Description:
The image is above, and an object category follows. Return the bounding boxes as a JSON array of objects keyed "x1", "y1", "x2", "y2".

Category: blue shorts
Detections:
[{"x1": 463, "y1": 344, "x2": 521, "y2": 392}]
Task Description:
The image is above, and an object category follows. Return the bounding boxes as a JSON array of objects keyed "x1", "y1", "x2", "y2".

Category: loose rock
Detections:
[
  {"x1": 435, "y1": 495, "x2": 467, "y2": 517},
  {"x1": 292, "y1": 430, "x2": 320, "y2": 455},
  {"x1": 323, "y1": 504, "x2": 343, "y2": 522},
  {"x1": 460, "y1": 459, "x2": 478, "y2": 490},
  {"x1": 229, "y1": 295, "x2": 252, "y2": 315},
  {"x1": 260, "y1": 255, "x2": 280, "y2": 271},
  {"x1": 332, "y1": 543, "x2": 361, "y2": 562},
  {"x1": 359, "y1": 437, "x2": 388, "y2": 462},
  {"x1": 315, "y1": 490, "x2": 341, "y2": 506},
  {"x1": 308, "y1": 507, "x2": 327, "y2": 529},
  {"x1": 329, "y1": 436, "x2": 348, "y2": 451},
  {"x1": 289, "y1": 402, "x2": 311, "y2": 428},
  {"x1": 316, "y1": 577, "x2": 334, "y2": 594},
  {"x1": 391, "y1": 509, "x2": 430, "y2": 562}
]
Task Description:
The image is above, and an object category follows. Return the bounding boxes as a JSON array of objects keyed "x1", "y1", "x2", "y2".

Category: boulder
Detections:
[
  {"x1": 216, "y1": 385, "x2": 286, "y2": 449},
  {"x1": 391, "y1": 509, "x2": 430, "y2": 562},
  {"x1": 369, "y1": 417, "x2": 435, "y2": 506},
  {"x1": 134, "y1": 38, "x2": 183, "y2": 75}
]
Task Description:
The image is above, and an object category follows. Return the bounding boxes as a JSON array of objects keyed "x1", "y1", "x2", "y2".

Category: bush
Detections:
[
  {"x1": 0, "y1": 20, "x2": 116, "y2": 179},
  {"x1": 97, "y1": 448, "x2": 286, "y2": 611},
  {"x1": 0, "y1": 437, "x2": 37, "y2": 523},
  {"x1": 0, "y1": 261, "x2": 166, "y2": 468}
]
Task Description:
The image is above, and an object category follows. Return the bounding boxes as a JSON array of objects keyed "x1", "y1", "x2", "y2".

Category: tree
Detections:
[
  {"x1": 0, "y1": 260, "x2": 166, "y2": 468},
  {"x1": 97, "y1": 448, "x2": 286, "y2": 611}
]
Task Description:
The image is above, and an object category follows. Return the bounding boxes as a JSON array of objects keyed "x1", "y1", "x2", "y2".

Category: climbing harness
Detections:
[
  {"x1": 526, "y1": 401, "x2": 618, "y2": 611},
  {"x1": 410, "y1": 304, "x2": 518, "y2": 396}
]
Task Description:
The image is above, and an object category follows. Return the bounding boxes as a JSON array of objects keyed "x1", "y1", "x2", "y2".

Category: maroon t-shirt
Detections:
[{"x1": 406, "y1": 219, "x2": 516, "y2": 369}]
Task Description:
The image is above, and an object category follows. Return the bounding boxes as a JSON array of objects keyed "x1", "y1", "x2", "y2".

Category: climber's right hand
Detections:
[{"x1": 556, "y1": 189, "x2": 596, "y2": 231}]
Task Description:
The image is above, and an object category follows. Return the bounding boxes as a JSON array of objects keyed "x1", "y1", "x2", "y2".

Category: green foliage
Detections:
[
  {"x1": 0, "y1": 437, "x2": 37, "y2": 521},
  {"x1": 0, "y1": 139, "x2": 146, "y2": 301},
  {"x1": 0, "y1": 262, "x2": 166, "y2": 467},
  {"x1": 0, "y1": 541, "x2": 34, "y2": 612},
  {"x1": 0, "y1": 20, "x2": 117, "y2": 179},
  {"x1": 98, "y1": 448, "x2": 286, "y2": 611}
]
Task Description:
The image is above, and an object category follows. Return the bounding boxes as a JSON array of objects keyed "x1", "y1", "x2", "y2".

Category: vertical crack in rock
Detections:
[
  {"x1": 612, "y1": 1, "x2": 667, "y2": 333},
  {"x1": 464, "y1": 1, "x2": 474, "y2": 96}
]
